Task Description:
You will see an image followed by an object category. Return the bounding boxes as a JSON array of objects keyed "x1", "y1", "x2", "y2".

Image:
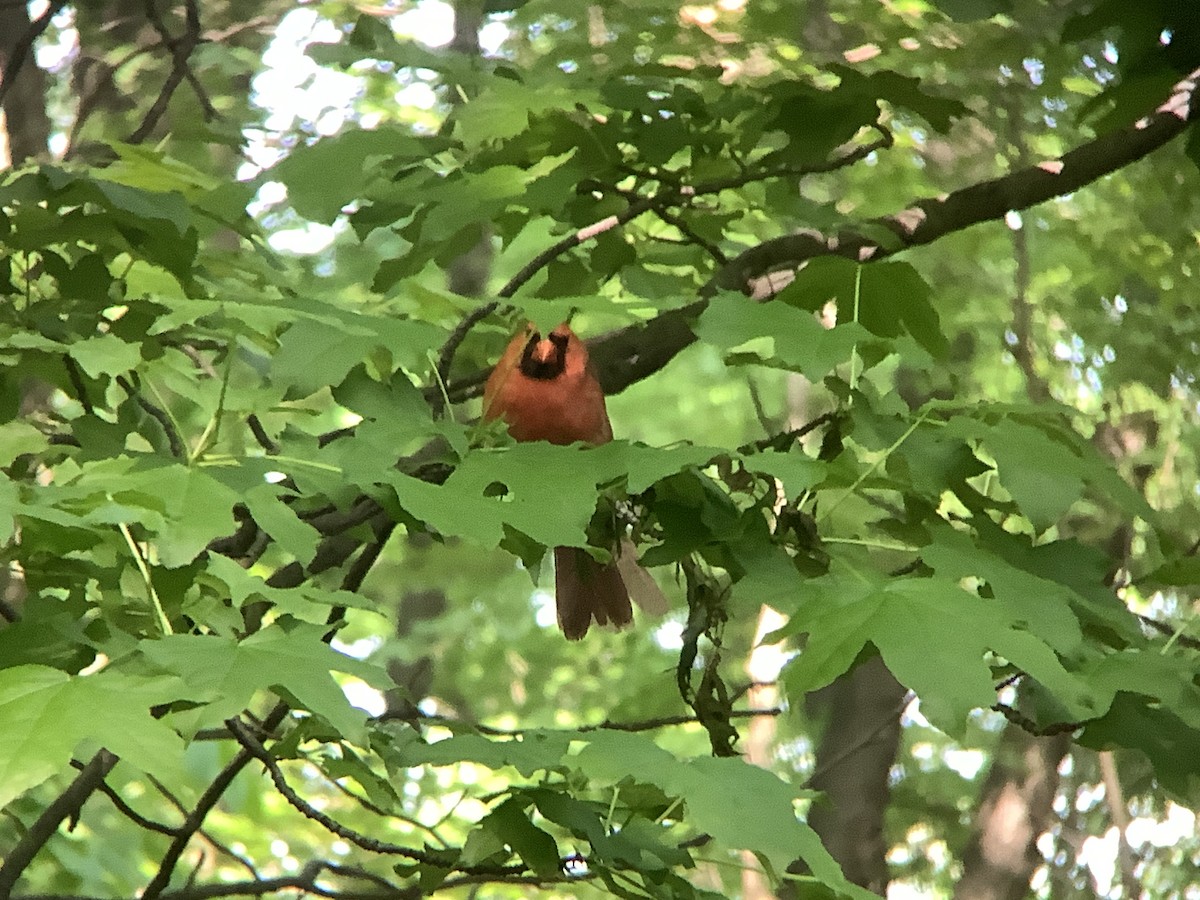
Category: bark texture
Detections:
[
  {"x1": 0, "y1": 2, "x2": 52, "y2": 164},
  {"x1": 954, "y1": 728, "x2": 1071, "y2": 900},
  {"x1": 800, "y1": 656, "x2": 908, "y2": 895}
]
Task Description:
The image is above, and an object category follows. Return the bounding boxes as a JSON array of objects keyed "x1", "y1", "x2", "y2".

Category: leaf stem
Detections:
[
  {"x1": 848, "y1": 264, "x2": 863, "y2": 400},
  {"x1": 190, "y1": 339, "x2": 235, "y2": 464},
  {"x1": 817, "y1": 410, "x2": 928, "y2": 523},
  {"x1": 653, "y1": 796, "x2": 682, "y2": 826},
  {"x1": 604, "y1": 786, "x2": 621, "y2": 830},
  {"x1": 1160, "y1": 606, "x2": 1197, "y2": 655},
  {"x1": 824, "y1": 537, "x2": 919, "y2": 552},
  {"x1": 428, "y1": 349, "x2": 457, "y2": 424},
  {"x1": 118, "y1": 521, "x2": 172, "y2": 635},
  {"x1": 196, "y1": 454, "x2": 343, "y2": 474}
]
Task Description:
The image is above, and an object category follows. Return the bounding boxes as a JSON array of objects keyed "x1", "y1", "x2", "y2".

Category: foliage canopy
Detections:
[{"x1": 1, "y1": 0, "x2": 1199, "y2": 897}]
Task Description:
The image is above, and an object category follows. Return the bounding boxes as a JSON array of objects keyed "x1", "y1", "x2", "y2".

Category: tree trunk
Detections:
[
  {"x1": 954, "y1": 728, "x2": 1070, "y2": 900},
  {"x1": 799, "y1": 655, "x2": 908, "y2": 895},
  {"x1": 0, "y1": 3, "x2": 52, "y2": 164}
]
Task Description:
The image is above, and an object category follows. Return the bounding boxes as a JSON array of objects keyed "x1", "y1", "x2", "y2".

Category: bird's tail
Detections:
[{"x1": 554, "y1": 546, "x2": 633, "y2": 640}]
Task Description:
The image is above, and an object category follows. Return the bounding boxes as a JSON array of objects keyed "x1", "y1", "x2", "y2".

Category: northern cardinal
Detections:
[{"x1": 484, "y1": 322, "x2": 664, "y2": 639}]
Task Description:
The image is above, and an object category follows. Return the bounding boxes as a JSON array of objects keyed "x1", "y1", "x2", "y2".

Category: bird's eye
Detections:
[{"x1": 549, "y1": 332, "x2": 569, "y2": 350}]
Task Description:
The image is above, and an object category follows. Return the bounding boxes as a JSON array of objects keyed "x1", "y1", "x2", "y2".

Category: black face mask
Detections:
[{"x1": 518, "y1": 330, "x2": 570, "y2": 380}]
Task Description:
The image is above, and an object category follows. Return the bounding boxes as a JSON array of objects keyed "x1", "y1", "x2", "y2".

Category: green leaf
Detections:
[
  {"x1": 922, "y1": 525, "x2": 1083, "y2": 654},
  {"x1": 116, "y1": 464, "x2": 239, "y2": 567},
  {"x1": 0, "y1": 475, "x2": 17, "y2": 544},
  {"x1": 398, "y1": 730, "x2": 574, "y2": 778},
  {"x1": 271, "y1": 127, "x2": 447, "y2": 223},
  {"x1": 481, "y1": 797, "x2": 561, "y2": 876},
  {"x1": 42, "y1": 167, "x2": 194, "y2": 234},
  {"x1": 1080, "y1": 694, "x2": 1200, "y2": 803},
  {"x1": 0, "y1": 664, "x2": 187, "y2": 808},
  {"x1": 139, "y1": 621, "x2": 390, "y2": 742},
  {"x1": 273, "y1": 315, "x2": 443, "y2": 397},
  {"x1": 696, "y1": 293, "x2": 871, "y2": 380},
  {"x1": 0, "y1": 421, "x2": 49, "y2": 467},
  {"x1": 743, "y1": 450, "x2": 826, "y2": 499},
  {"x1": 453, "y1": 78, "x2": 582, "y2": 146},
  {"x1": 778, "y1": 258, "x2": 947, "y2": 357},
  {"x1": 241, "y1": 484, "x2": 321, "y2": 567},
  {"x1": 68, "y1": 334, "x2": 143, "y2": 379},
  {"x1": 784, "y1": 564, "x2": 1097, "y2": 733},
  {"x1": 203, "y1": 554, "x2": 379, "y2": 623},
  {"x1": 981, "y1": 421, "x2": 1088, "y2": 531},
  {"x1": 573, "y1": 731, "x2": 867, "y2": 893},
  {"x1": 388, "y1": 447, "x2": 594, "y2": 549}
]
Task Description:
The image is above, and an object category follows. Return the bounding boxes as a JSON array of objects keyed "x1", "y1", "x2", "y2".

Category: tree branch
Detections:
[
  {"x1": 0, "y1": 750, "x2": 117, "y2": 896},
  {"x1": 224, "y1": 717, "x2": 525, "y2": 876},
  {"x1": 129, "y1": 0, "x2": 209, "y2": 144},
  {"x1": 68, "y1": 758, "x2": 179, "y2": 836},
  {"x1": 140, "y1": 703, "x2": 291, "y2": 899},
  {"x1": 581, "y1": 66, "x2": 1198, "y2": 400},
  {"x1": 494, "y1": 125, "x2": 892, "y2": 301},
  {"x1": 117, "y1": 374, "x2": 185, "y2": 459}
]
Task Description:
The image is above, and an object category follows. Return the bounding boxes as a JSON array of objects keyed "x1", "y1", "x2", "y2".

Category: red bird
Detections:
[{"x1": 484, "y1": 322, "x2": 659, "y2": 639}]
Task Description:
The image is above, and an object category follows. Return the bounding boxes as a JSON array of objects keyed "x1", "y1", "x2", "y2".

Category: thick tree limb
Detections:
[{"x1": 588, "y1": 66, "x2": 1198, "y2": 398}]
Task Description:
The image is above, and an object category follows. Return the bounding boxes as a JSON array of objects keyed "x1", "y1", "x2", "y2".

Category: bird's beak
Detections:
[{"x1": 529, "y1": 338, "x2": 557, "y2": 365}]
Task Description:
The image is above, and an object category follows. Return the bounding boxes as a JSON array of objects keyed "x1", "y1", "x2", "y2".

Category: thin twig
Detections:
[
  {"x1": 62, "y1": 356, "x2": 94, "y2": 416},
  {"x1": 1137, "y1": 614, "x2": 1200, "y2": 650},
  {"x1": 431, "y1": 300, "x2": 503, "y2": 417},
  {"x1": 495, "y1": 127, "x2": 892, "y2": 301},
  {"x1": 117, "y1": 375, "x2": 186, "y2": 459},
  {"x1": 129, "y1": 0, "x2": 209, "y2": 144},
  {"x1": 651, "y1": 206, "x2": 728, "y2": 264},
  {"x1": 147, "y1": 772, "x2": 262, "y2": 880},
  {"x1": 990, "y1": 702, "x2": 1091, "y2": 736},
  {"x1": 404, "y1": 707, "x2": 783, "y2": 737},
  {"x1": 224, "y1": 717, "x2": 523, "y2": 875},
  {"x1": 69, "y1": 759, "x2": 179, "y2": 836},
  {"x1": 246, "y1": 414, "x2": 278, "y2": 453}
]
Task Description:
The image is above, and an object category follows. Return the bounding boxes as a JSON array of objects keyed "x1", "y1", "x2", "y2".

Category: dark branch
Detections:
[
  {"x1": 117, "y1": 374, "x2": 186, "y2": 459},
  {"x1": 1137, "y1": 614, "x2": 1200, "y2": 650},
  {"x1": 224, "y1": 717, "x2": 525, "y2": 876},
  {"x1": 129, "y1": 0, "x2": 209, "y2": 144},
  {"x1": 494, "y1": 125, "x2": 892, "y2": 301},
  {"x1": 0, "y1": 750, "x2": 117, "y2": 896},
  {"x1": 69, "y1": 759, "x2": 179, "y2": 836},
  {"x1": 431, "y1": 299, "x2": 502, "y2": 417},
  {"x1": 246, "y1": 414, "x2": 278, "y2": 453},
  {"x1": 651, "y1": 206, "x2": 728, "y2": 265},
  {"x1": 404, "y1": 706, "x2": 784, "y2": 737},
  {"x1": 62, "y1": 356, "x2": 94, "y2": 416},
  {"x1": 991, "y1": 702, "x2": 1093, "y2": 737},
  {"x1": 140, "y1": 703, "x2": 291, "y2": 899},
  {"x1": 577, "y1": 66, "x2": 1200, "y2": 399}
]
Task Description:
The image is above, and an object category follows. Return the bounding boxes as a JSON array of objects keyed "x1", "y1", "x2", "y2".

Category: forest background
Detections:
[{"x1": 1, "y1": 1, "x2": 1199, "y2": 898}]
